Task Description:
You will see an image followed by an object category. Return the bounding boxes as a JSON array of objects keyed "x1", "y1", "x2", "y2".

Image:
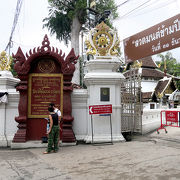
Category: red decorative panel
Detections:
[{"x1": 12, "y1": 35, "x2": 79, "y2": 143}]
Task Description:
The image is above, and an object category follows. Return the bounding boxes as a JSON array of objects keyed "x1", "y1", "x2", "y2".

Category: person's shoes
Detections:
[{"x1": 43, "y1": 151, "x2": 49, "y2": 154}]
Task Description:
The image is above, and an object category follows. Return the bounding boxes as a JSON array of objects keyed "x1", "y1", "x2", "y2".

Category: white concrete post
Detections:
[
  {"x1": 0, "y1": 71, "x2": 20, "y2": 147},
  {"x1": 84, "y1": 57, "x2": 125, "y2": 143}
]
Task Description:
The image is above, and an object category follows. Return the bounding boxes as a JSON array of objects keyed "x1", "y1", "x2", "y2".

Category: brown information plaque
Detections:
[{"x1": 28, "y1": 73, "x2": 63, "y2": 118}]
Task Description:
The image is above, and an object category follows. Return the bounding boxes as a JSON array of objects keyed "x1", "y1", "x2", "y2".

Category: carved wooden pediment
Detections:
[{"x1": 13, "y1": 35, "x2": 79, "y2": 77}]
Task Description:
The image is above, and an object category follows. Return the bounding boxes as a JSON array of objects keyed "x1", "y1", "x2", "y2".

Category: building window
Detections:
[
  {"x1": 150, "y1": 104, "x2": 155, "y2": 109},
  {"x1": 100, "y1": 88, "x2": 110, "y2": 101}
]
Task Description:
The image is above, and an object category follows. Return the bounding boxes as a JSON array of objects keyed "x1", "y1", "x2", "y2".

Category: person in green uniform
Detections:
[{"x1": 43, "y1": 106, "x2": 60, "y2": 154}]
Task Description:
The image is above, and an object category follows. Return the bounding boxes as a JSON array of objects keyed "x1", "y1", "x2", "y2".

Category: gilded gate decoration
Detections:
[{"x1": 85, "y1": 21, "x2": 120, "y2": 57}]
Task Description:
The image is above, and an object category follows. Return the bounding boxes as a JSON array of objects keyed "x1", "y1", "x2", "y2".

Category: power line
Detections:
[
  {"x1": 127, "y1": 0, "x2": 177, "y2": 18},
  {"x1": 117, "y1": 0, "x2": 177, "y2": 20},
  {"x1": 5, "y1": 0, "x2": 23, "y2": 53},
  {"x1": 117, "y1": 0, "x2": 151, "y2": 20},
  {"x1": 116, "y1": 0, "x2": 131, "y2": 8}
]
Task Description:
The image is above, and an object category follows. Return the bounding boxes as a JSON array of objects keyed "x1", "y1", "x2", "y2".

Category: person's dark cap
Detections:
[
  {"x1": 49, "y1": 102, "x2": 55, "y2": 107},
  {"x1": 48, "y1": 106, "x2": 54, "y2": 112}
]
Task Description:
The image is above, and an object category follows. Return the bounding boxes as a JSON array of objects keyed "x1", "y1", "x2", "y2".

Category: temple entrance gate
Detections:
[
  {"x1": 12, "y1": 35, "x2": 78, "y2": 143},
  {"x1": 121, "y1": 68, "x2": 143, "y2": 134}
]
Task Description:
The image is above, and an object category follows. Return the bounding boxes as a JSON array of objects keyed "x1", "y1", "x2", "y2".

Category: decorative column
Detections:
[
  {"x1": 11, "y1": 46, "x2": 29, "y2": 143},
  {"x1": 13, "y1": 77, "x2": 28, "y2": 142},
  {"x1": 61, "y1": 49, "x2": 79, "y2": 143},
  {"x1": 62, "y1": 82, "x2": 76, "y2": 142}
]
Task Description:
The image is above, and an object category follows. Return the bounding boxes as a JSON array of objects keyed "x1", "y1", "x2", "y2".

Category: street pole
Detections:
[{"x1": 87, "y1": 0, "x2": 90, "y2": 29}]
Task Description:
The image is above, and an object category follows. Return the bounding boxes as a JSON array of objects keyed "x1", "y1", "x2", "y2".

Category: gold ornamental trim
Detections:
[
  {"x1": 0, "y1": 51, "x2": 12, "y2": 71},
  {"x1": 38, "y1": 59, "x2": 56, "y2": 73},
  {"x1": 93, "y1": 30, "x2": 113, "y2": 56}
]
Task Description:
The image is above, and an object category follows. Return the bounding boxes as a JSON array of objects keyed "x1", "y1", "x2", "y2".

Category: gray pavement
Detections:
[{"x1": 1, "y1": 126, "x2": 180, "y2": 180}]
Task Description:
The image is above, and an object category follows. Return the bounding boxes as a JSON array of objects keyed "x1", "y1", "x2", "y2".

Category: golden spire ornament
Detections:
[{"x1": 0, "y1": 51, "x2": 12, "y2": 71}]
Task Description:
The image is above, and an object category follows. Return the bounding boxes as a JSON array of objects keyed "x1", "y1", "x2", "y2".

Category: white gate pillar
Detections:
[
  {"x1": 83, "y1": 22, "x2": 126, "y2": 143},
  {"x1": 84, "y1": 57, "x2": 125, "y2": 143},
  {"x1": 0, "y1": 51, "x2": 20, "y2": 147}
]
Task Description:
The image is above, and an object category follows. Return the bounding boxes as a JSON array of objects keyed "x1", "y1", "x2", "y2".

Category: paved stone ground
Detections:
[{"x1": 1, "y1": 126, "x2": 180, "y2": 180}]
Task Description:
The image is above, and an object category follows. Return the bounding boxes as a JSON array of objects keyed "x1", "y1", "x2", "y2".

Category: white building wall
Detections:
[
  {"x1": 143, "y1": 102, "x2": 160, "y2": 110},
  {"x1": 141, "y1": 80, "x2": 158, "y2": 92}
]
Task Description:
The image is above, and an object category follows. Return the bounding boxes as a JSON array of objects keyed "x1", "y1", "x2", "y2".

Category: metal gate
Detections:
[{"x1": 121, "y1": 68, "x2": 142, "y2": 134}]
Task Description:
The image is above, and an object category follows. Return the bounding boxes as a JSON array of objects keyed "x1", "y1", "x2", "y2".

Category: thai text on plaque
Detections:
[{"x1": 28, "y1": 73, "x2": 63, "y2": 118}]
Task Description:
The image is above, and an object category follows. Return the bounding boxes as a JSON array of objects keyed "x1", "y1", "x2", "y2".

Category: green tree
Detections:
[
  {"x1": 43, "y1": 0, "x2": 118, "y2": 55},
  {"x1": 10, "y1": 57, "x2": 17, "y2": 77},
  {"x1": 156, "y1": 52, "x2": 180, "y2": 89}
]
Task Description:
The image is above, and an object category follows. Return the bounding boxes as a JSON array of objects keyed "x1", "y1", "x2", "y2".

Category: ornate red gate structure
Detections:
[{"x1": 12, "y1": 35, "x2": 78, "y2": 143}]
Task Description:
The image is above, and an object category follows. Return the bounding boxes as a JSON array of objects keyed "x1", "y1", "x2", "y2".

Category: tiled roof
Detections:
[
  {"x1": 140, "y1": 56, "x2": 158, "y2": 68},
  {"x1": 123, "y1": 68, "x2": 179, "y2": 80},
  {"x1": 141, "y1": 68, "x2": 169, "y2": 79},
  {"x1": 123, "y1": 69, "x2": 139, "y2": 78},
  {"x1": 123, "y1": 68, "x2": 169, "y2": 79},
  {"x1": 142, "y1": 92, "x2": 153, "y2": 102},
  {"x1": 142, "y1": 92, "x2": 153, "y2": 99},
  {"x1": 154, "y1": 78, "x2": 171, "y2": 95}
]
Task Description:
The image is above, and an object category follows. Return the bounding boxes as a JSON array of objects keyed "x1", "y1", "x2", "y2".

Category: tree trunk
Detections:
[{"x1": 71, "y1": 15, "x2": 81, "y2": 85}]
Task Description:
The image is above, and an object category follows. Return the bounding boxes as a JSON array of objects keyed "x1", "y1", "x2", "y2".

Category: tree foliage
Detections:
[
  {"x1": 156, "y1": 52, "x2": 180, "y2": 89},
  {"x1": 43, "y1": 0, "x2": 118, "y2": 44},
  {"x1": 10, "y1": 57, "x2": 17, "y2": 77}
]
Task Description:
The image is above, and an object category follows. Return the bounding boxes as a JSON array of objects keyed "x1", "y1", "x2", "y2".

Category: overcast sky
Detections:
[
  {"x1": 0, "y1": 0, "x2": 69, "y2": 56},
  {"x1": 0, "y1": 0, "x2": 180, "y2": 62}
]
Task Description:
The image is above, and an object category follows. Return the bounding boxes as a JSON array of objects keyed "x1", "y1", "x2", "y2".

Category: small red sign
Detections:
[
  {"x1": 166, "y1": 111, "x2": 178, "y2": 122},
  {"x1": 89, "y1": 104, "x2": 112, "y2": 115}
]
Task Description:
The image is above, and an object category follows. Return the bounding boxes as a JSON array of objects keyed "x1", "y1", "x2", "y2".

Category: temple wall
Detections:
[
  {"x1": 0, "y1": 73, "x2": 178, "y2": 147},
  {"x1": 71, "y1": 89, "x2": 88, "y2": 141},
  {"x1": 142, "y1": 108, "x2": 180, "y2": 134},
  {"x1": 1, "y1": 87, "x2": 180, "y2": 147},
  {"x1": 142, "y1": 109, "x2": 161, "y2": 134}
]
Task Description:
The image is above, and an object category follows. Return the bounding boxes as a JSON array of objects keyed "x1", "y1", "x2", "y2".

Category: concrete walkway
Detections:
[
  {"x1": 149, "y1": 125, "x2": 180, "y2": 143},
  {"x1": 1, "y1": 126, "x2": 180, "y2": 180}
]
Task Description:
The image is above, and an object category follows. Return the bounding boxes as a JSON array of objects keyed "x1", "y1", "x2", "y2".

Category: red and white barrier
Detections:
[{"x1": 157, "y1": 110, "x2": 180, "y2": 133}]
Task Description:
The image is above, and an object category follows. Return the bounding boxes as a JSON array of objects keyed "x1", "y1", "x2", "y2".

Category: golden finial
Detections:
[
  {"x1": 0, "y1": 51, "x2": 12, "y2": 71},
  {"x1": 157, "y1": 92, "x2": 163, "y2": 99},
  {"x1": 132, "y1": 60, "x2": 142, "y2": 68},
  {"x1": 95, "y1": 21, "x2": 110, "y2": 31},
  {"x1": 158, "y1": 63, "x2": 161, "y2": 68}
]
